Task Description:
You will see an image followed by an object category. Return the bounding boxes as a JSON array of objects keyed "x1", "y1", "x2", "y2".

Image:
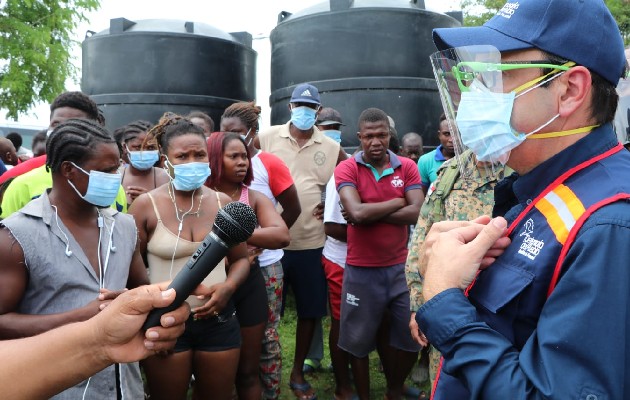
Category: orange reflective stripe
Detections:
[
  {"x1": 548, "y1": 193, "x2": 630, "y2": 297},
  {"x1": 535, "y1": 184, "x2": 585, "y2": 245},
  {"x1": 554, "y1": 184, "x2": 586, "y2": 221}
]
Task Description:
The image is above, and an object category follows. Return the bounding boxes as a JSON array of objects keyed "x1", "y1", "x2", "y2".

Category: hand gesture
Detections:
[{"x1": 423, "y1": 217, "x2": 511, "y2": 302}]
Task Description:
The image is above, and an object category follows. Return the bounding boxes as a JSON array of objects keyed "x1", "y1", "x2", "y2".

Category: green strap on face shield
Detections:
[{"x1": 452, "y1": 61, "x2": 574, "y2": 93}]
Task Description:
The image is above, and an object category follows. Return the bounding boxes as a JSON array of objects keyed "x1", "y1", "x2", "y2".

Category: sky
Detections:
[{"x1": 1, "y1": 0, "x2": 461, "y2": 128}]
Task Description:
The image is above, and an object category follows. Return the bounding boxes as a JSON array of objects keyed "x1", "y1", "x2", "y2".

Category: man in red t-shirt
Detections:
[{"x1": 335, "y1": 108, "x2": 423, "y2": 400}]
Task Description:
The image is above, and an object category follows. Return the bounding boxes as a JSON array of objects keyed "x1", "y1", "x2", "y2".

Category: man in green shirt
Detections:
[{"x1": 0, "y1": 92, "x2": 127, "y2": 218}]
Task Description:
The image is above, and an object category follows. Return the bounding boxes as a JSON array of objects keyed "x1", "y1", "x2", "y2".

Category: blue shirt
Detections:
[
  {"x1": 417, "y1": 124, "x2": 630, "y2": 399},
  {"x1": 417, "y1": 145, "x2": 446, "y2": 188}
]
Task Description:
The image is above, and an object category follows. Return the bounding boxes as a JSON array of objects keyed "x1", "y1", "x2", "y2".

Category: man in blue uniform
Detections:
[{"x1": 412, "y1": 0, "x2": 630, "y2": 398}]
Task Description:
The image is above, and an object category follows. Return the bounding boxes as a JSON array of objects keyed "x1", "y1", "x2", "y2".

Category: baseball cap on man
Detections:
[
  {"x1": 433, "y1": 0, "x2": 626, "y2": 86},
  {"x1": 316, "y1": 107, "x2": 345, "y2": 126},
  {"x1": 290, "y1": 83, "x2": 321, "y2": 105}
]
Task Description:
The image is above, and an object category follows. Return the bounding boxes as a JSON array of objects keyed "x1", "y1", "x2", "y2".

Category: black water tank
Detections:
[
  {"x1": 269, "y1": 0, "x2": 460, "y2": 149},
  {"x1": 82, "y1": 18, "x2": 256, "y2": 130}
]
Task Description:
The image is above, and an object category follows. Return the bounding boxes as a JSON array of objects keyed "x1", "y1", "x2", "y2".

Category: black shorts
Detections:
[
  {"x1": 282, "y1": 248, "x2": 328, "y2": 319},
  {"x1": 174, "y1": 302, "x2": 241, "y2": 352},
  {"x1": 232, "y1": 261, "x2": 269, "y2": 327}
]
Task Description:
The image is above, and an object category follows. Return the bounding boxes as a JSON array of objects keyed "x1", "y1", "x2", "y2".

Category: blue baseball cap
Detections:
[
  {"x1": 290, "y1": 83, "x2": 321, "y2": 105},
  {"x1": 433, "y1": 0, "x2": 626, "y2": 86}
]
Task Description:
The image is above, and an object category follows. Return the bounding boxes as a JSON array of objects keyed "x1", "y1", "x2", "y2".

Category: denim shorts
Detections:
[{"x1": 174, "y1": 302, "x2": 241, "y2": 352}]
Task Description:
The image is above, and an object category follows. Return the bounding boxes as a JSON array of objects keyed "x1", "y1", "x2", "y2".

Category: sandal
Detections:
[
  {"x1": 289, "y1": 380, "x2": 318, "y2": 400},
  {"x1": 303, "y1": 359, "x2": 321, "y2": 374}
]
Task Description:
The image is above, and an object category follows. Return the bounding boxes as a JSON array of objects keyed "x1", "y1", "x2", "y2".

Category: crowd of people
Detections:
[{"x1": 1, "y1": 0, "x2": 630, "y2": 399}]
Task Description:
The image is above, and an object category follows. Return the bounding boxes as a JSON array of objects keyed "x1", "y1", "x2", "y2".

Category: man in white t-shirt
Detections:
[{"x1": 321, "y1": 172, "x2": 354, "y2": 399}]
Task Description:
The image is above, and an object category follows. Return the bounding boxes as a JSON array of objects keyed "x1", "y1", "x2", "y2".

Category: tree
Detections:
[
  {"x1": 606, "y1": 0, "x2": 630, "y2": 45},
  {"x1": 0, "y1": 0, "x2": 100, "y2": 120},
  {"x1": 460, "y1": 0, "x2": 630, "y2": 46}
]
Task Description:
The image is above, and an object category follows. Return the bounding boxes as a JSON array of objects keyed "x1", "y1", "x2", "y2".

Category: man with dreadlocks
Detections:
[
  {"x1": 116, "y1": 120, "x2": 170, "y2": 206},
  {"x1": 0, "y1": 118, "x2": 149, "y2": 399},
  {"x1": 0, "y1": 91, "x2": 128, "y2": 218}
]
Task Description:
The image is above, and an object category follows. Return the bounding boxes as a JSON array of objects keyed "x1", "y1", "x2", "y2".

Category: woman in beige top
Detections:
[{"x1": 129, "y1": 113, "x2": 249, "y2": 400}]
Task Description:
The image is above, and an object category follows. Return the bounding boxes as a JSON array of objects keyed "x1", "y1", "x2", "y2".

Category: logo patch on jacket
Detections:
[{"x1": 517, "y1": 218, "x2": 545, "y2": 260}]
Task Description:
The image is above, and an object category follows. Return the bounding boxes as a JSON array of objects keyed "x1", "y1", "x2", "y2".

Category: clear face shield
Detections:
[
  {"x1": 430, "y1": 45, "x2": 572, "y2": 177},
  {"x1": 431, "y1": 45, "x2": 507, "y2": 178}
]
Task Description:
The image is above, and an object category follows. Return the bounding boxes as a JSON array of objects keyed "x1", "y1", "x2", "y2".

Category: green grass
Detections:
[{"x1": 278, "y1": 293, "x2": 430, "y2": 399}]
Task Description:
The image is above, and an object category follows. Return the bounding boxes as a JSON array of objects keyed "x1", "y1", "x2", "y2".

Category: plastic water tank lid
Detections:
[{"x1": 110, "y1": 18, "x2": 136, "y2": 34}]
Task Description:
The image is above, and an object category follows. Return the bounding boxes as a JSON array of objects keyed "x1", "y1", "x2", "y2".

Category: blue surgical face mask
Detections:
[
  {"x1": 323, "y1": 129, "x2": 342, "y2": 143},
  {"x1": 67, "y1": 162, "x2": 122, "y2": 207},
  {"x1": 455, "y1": 76, "x2": 562, "y2": 164},
  {"x1": 126, "y1": 146, "x2": 159, "y2": 171},
  {"x1": 165, "y1": 158, "x2": 211, "y2": 191},
  {"x1": 240, "y1": 128, "x2": 254, "y2": 147},
  {"x1": 290, "y1": 106, "x2": 318, "y2": 131}
]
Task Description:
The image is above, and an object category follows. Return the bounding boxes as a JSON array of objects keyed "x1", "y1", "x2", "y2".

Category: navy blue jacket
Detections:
[{"x1": 417, "y1": 125, "x2": 630, "y2": 399}]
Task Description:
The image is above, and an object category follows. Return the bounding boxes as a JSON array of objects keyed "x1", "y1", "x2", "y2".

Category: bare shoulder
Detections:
[
  {"x1": 0, "y1": 226, "x2": 27, "y2": 314},
  {"x1": 128, "y1": 191, "x2": 151, "y2": 217},
  {"x1": 0, "y1": 226, "x2": 25, "y2": 263},
  {"x1": 154, "y1": 168, "x2": 171, "y2": 186}
]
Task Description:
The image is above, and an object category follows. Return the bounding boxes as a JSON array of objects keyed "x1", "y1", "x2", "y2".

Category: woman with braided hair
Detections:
[
  {"x1": 116, "y1": 120, "x2": 170, "y2": 206},
  {"x1": 0, "y1": 118, "x2": 149, "y2": 399},
  {"x1": 128, "y1": 112, "x2": 249, "y2": 400},
  {"x1": 220, "y1": 101, "x2": 301, "y2": 399}
]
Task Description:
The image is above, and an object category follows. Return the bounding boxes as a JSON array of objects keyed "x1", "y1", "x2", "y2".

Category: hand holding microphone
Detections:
[{"x1": 143, "y1": 202, "x2": 257, "y2": 329}]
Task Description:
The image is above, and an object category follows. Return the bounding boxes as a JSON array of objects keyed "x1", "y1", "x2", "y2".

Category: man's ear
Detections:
[{"x1": 557, "y1": 66, "x2": 592, "y2": 118}]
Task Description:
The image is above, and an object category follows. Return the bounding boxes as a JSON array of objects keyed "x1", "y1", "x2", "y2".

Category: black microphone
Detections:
[{"x1": 143, "y1": 202, "x2": 257, "y2": 329}]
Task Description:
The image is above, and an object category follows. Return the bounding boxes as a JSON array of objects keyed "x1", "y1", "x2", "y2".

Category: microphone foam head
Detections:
[{"x1": 214, "y1": 202, "x2": 258, "y2": 245}]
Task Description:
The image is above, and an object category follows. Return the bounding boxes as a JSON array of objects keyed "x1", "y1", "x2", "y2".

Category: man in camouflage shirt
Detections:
[{"x1": 405, "y1": 149, "x2": 510, "y2": 386}]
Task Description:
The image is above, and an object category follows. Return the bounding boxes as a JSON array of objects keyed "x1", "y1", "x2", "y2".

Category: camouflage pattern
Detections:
[{"x1": 405, "y1": 149, "x2": 510, "y2": 385}]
